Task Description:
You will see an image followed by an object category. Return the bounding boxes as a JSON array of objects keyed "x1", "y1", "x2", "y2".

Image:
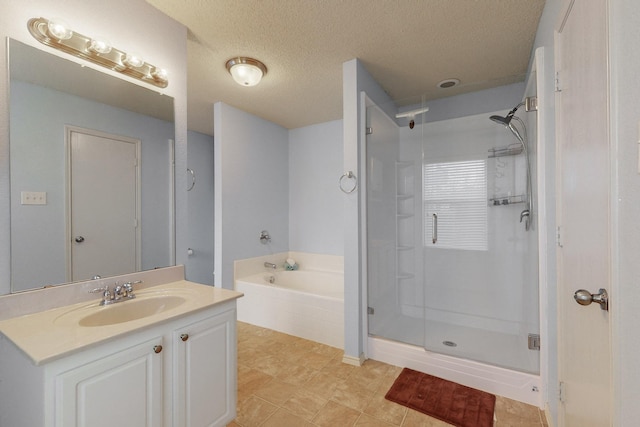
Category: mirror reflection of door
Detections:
[{"x1": 67, "y1": 127, "x2": 141, "y2": 281}]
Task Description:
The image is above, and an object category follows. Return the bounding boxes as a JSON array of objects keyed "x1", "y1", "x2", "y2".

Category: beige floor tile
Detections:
[
  {"x1": 331, "y1": 377, "x2": 376, "y2": 411},
  {"x1": 253, "y1": 378, "x2": 298, "y2": 405},
  {"x1": 276, "y1": 363, "x2": 318, "y2": 385},
  {"x1": 356, "y1": 413, "x2": 398, "y2": 426},
  {"x1": 303, "y1": 371, "x2": 342, "y2": 400},
  {"x1": 300, "y1": 351, "x2": 334, "y2": 370},
  {"x1": 494, "y1": 396, "x2": 544, "y2": 426},
  {"x1": 320, "y1": 355, "x2": 356, "y2": 379},
  {"x1": 402, "y1": 409, "x2": 453, "y2": 427},
  {"x1": 233, "y1": 323, "x2": 544, "y2": 427},
  {"x1": 235, "y1": 395, "x2": 278, "y2": 427},
  {"x1": 261, "y1": 408, "x2": 315, "y2": 427},
  {"x1": 249, "y1": 354, "x2": 288, "y2": 377},
  {"x1": 363, "y1": 395, "x2": 408, "y2": 426},
  {"x1": 312, "y1": 400, "x2": 362, "y2": 427},
  {"x1": 237, "y1": 367, "x2": 273, "y2": 402},
  {"x1": 281, "y1": 388, "x2": 328, "y2": 421}
]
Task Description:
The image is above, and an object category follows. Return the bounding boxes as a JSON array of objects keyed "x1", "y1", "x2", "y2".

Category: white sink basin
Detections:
[
  {"x1": 54, "y1": 288, "x2": 197, "y2": 327},
  {"x1": 78, "y1": 295, "x2": 187, "y2": 327}
]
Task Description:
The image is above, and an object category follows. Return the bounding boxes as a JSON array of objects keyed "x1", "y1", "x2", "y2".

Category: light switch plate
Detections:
[{"x1": 21, "y1": 191, "x2": 47, "y2": 205}]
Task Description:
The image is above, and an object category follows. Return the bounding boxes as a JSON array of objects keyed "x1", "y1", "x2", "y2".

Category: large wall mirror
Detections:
[{"x1": 8, "y1": 39, "x2": 175, "y2": 294}]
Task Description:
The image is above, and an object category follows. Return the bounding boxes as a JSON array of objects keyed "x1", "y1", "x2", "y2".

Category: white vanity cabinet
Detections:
[
  {"x1": 0, "y1": 297, "x2": 238, "y2": 427},
  {"x1": 54, "y1": 336, "x2": 165, "y2": 427},
  {"x1": 172, "y1": 307, "x2": 237, "y2": 426}
]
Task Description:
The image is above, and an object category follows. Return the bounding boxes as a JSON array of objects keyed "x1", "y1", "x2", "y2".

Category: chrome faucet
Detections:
[
  {"x1": 264, "y1": 262, "x2": 277, "y2": 270},
  {"x1": 90, "y1": 280, "x2": 142, "y2": 305}
]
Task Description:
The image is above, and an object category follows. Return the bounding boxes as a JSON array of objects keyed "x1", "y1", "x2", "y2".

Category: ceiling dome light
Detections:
[{"x1": 225, "y1": 57, "x2": 267, "y2": 87}]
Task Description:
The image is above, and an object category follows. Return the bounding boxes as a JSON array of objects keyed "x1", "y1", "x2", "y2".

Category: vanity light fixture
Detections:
[
  {"x1": 27, "y1": 17, "x2": 169, "y2": 88},
  {"x1": 225, "y1": 57, "x2": 267, "y2": 87}
]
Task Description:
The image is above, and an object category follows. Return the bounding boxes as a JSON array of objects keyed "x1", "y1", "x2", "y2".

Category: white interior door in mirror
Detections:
[{"x1": 68, "y1": 128, "x2": 141, "y2": 281}]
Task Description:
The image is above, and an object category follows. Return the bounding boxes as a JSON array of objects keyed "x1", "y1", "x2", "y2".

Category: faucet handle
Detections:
[
  {"x1": 89, "y1": 285, "x2": 112, "y2": 303},
  {"x1": 122, "y1": 280, "x2": 142, "y2": 297}
]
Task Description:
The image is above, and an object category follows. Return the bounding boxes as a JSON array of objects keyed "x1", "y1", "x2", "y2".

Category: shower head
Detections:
[
  {"x1": 489, "y1": 115, "x2": 512, "y2": 126},
  {"x1": 489, "y1": 101, "x2": 525, "y2": 127}
]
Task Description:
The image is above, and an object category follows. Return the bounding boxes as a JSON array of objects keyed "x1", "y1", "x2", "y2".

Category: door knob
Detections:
[
  {"x1": 574, "y1": 288, "x2": 608, "y2": 311},
  {"x1": 74, "y1": 236, "x2": 85, "y2": 243}
]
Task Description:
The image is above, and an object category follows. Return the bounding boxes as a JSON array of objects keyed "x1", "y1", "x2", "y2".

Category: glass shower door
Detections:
[
  {"x1": 366, "y1": 100, "x2": 424, "y2": 347},
  {"x1": 420, "y1": 112, "x2": 540, "y2": 374}
]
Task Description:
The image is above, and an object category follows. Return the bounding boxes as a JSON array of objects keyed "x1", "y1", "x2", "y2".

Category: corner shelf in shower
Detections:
[
  {"x1": 395, "y1": 160, "x2": 417, "y2": 306},
  {"x1": 488, "y1": 144, "x2": 523, "y2": 158},
  {"x1": 488, "y1": 194, "x2": 526, "y2": 206}
]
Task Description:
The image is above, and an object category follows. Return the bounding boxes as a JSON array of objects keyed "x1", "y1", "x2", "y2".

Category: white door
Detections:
[
  {"x1": 68, "y1": 128, "x2": 140, "y2": 281},
  {"x1": 555, "y1": 1, "x2": 612, "y2": 426}
]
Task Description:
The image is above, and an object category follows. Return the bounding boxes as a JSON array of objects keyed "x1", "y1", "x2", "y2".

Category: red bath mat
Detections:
[{"x1": 385, "y1": 368, "x2": 495, "y2": 427}]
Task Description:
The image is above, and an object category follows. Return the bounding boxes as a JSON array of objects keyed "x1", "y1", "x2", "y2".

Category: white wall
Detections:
[
  {"x1": 0, "y1": 0, "x2": 188, "y2": 295},
  {"x1": 288, "y1": 120, "x2": 344, "y2": 255},
  {"x1": 214, "y1": 102, "x2": 289, "y2": 289},
  {"x1": 609, "y1": 0, "x2": 640, "y2": 423},
  {"x1": 527, "y1": 0, "x2": 566, "y2": 422},
  {"x1": 187, "y1": 130, "x2": 215, "y2": 285}
]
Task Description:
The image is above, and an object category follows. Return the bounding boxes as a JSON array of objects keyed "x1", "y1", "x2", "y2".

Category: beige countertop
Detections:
[{"x1": 0, "y1": 281, "x2": 243, "y2": 365}]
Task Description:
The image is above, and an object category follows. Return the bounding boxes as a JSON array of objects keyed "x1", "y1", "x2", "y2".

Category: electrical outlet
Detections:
[{"x1": 21, "y1": 191, "x2": 47, "y2": 205}]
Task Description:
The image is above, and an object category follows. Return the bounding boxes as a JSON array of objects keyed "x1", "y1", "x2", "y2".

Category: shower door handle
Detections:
[{"x1": 432, "y1": 213, "x2": 438, "y2": 244}]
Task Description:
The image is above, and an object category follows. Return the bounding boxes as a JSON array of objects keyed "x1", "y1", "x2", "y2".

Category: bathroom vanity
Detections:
[{"x1": 0, "y1": 275, "x2": 242, "y2": 427}]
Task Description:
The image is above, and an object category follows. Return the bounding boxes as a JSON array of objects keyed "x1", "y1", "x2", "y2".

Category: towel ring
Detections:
[
  {"x1": 187, "y1": 168, "x2": 195, "y2": 191},
  {"x1": 339, "y1": 171, "x2": 358, "y2": 194}
]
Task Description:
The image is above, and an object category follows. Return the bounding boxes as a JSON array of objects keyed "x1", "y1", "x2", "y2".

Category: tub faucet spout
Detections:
[{"x1": 264, "y1": 262, "x2": 277, "y2": 269}]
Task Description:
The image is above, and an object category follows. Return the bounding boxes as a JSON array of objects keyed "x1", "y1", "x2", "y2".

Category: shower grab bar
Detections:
[{"x1": 432, "y1": 213, "x2": 438, "y2": 244}]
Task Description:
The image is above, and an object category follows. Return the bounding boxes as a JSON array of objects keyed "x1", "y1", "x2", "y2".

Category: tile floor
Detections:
[{"x1": 228, "y1": 322, "x2": 548, "y2": 427}]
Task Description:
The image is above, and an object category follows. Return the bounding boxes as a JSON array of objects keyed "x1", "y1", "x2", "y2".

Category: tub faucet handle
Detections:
[{"x1": 264, "y1": 262, "x2": 277, "y2": 269}]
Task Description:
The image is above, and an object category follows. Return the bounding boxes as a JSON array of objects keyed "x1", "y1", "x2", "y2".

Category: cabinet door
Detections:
[
  {"x1": 173, "y1": 309, "x2": 236, "y2": 427},
  {"x1": 55, "y1": 337, "x2": 163, "y2": 427}
]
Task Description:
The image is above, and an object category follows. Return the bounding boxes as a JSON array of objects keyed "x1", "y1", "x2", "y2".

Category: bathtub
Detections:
[{"x1": 235, "y1": 269, "x2": 344, "y2": 349}]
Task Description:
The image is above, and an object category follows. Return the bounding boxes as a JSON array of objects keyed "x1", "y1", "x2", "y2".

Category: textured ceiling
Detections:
[{"x1": 146, "y1": 0, "x2": 546, "y2": 135}]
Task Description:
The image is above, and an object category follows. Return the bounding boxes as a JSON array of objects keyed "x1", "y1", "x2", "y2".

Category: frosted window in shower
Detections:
[{"x1": 424, "y1": 160, "x2": 487, "y2": 251}]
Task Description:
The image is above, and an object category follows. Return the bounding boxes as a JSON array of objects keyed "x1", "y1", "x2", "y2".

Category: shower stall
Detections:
[{"x1": 364, "y1": 95, "x2": 541, "y2": 404}]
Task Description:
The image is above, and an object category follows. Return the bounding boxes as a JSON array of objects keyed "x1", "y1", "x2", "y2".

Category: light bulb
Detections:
[
  {"x1": 47, "y1": 19, "x2": 73, "y2": 40},
  {"x1": 88, "y1": 38, "x2": 112, "y2": 55},
  {"x1": 123, "y1": 53, "x2": 144, "y2": 68},
  {"x1": 152, "y1": 68, "x2": 169, "y2": 82}
]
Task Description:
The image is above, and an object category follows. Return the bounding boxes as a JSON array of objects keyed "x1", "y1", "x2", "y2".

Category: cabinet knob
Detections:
[
  {"x1": 153, "y1": 345, "x2": 163, "y2": 354},
  {"x1": 180, "y1": 334, "x2": 189, "y2": 342}
]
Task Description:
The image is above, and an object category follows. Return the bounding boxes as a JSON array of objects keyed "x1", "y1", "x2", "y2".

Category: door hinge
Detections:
[
  {"x1": 556, "y1": 226, "x2": 563, "y2": 248},
  {"x1": 367, "y1": 306, "x2": 374, "y2": 315},
  {"x1": 555, "y1": 71, "x2": 562, "y2": 92},
  {"x1": 528, "y1": 333, "x2": 541, "y2": 351},
  {"x1": 559, "y1": 381, "x2": 566, "y2": 403},
  {"x1": 525, "y1": 96, "x2": 538, "y2": 112},
  {"x1": 366, "y1": 127, "x2": 373, "y2": 135}
]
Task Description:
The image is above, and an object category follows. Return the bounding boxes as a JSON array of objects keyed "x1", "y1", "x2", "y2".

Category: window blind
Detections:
[{"x1": 424, "y1": 160, "x2": 488, "y2": 251}]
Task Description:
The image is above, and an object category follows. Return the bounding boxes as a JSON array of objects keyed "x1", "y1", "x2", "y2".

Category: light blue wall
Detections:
[
  {"x1": 186, "y1": 130, "x2": 214, "y2": 285},
  {"x1": 289, "y1": 120, "x2": 344, "y2": 255},
  {"x1": 10, "y1": 80, "x2": 174, "y2": 290},
  {"x1": 343, "y1": 59, "x2": 395, "y2": 360},
  {"x1": 214, "y1": 102, "x2": 289, "y2": 288}
]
